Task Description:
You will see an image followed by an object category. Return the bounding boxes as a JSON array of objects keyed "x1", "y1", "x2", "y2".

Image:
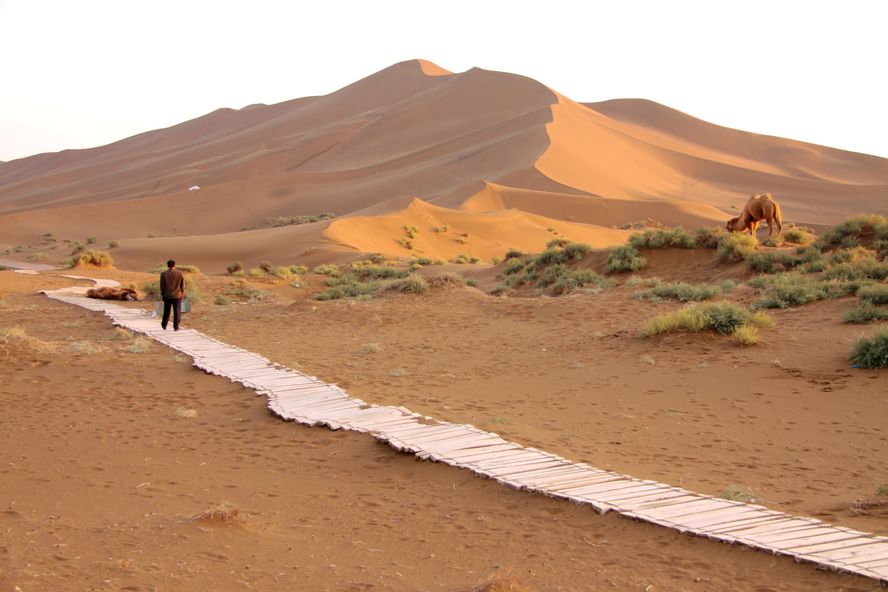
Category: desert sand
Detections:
[{"x1": 2, "y1": 60, "x2": 888, "y2": 591}]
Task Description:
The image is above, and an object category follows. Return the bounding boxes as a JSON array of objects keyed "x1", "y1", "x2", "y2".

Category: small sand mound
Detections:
[
  {"x1": 472, "y1": 579, "x2": 534, "y2": 592},
  {"x1": 0, "y1": 326, "x2": 55, "y2": 356}
]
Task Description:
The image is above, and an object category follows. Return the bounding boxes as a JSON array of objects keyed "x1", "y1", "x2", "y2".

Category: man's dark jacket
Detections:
[{"x1": 160, "y1": 268, "x2": 186, "y2": 300}]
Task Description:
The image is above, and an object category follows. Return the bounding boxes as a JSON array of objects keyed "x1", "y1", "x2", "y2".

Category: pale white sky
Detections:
[{"x1": 1, "y1": 0, "x2": 886, "y2": 162}]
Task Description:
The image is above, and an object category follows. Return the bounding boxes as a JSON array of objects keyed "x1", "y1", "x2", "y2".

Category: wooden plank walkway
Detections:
[{"x1": 40, "y1": 281, "x2": 888, "y2": 585}]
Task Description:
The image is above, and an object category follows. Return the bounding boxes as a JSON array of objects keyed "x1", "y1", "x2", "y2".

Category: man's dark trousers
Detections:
[{"x1": 162, "y1": 298, "x2": 182, "y2": 331}]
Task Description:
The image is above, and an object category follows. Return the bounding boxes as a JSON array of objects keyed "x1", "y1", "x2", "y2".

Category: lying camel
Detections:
[
  {"x1": 726, "y1": 193, "x2": 783, "y2": 241},
  {"x1": 86, "y1": 286, "x2": 139, "y2": 301}
]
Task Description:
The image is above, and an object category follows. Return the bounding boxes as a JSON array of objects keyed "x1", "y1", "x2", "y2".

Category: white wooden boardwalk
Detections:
[{"x1": 40, "y1": 280, "x2": 888, "y2": 585}]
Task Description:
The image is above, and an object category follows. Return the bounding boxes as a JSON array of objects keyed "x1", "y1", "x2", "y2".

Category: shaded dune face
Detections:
[{"x1": 1, "y1": 59, "x2": 887, "y2": 269}]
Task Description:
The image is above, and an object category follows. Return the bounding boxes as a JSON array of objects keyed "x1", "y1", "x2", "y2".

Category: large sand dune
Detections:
[{"x1": 2, "y1": 59, "x2": 887, "y2": 270}]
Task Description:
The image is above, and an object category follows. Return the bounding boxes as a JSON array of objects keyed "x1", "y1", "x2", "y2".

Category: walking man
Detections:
[{"x1": 160, "y1": 259, "x2": 186, "y2": 331}]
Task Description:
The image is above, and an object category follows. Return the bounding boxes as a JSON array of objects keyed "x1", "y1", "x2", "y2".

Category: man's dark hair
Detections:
[{"x1": 167, "y1": 259, "x2": 176, "y2": 268}]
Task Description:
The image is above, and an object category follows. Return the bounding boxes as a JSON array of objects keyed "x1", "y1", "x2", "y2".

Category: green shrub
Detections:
[
  {"x1": 606, "y1": 246, "x2": 646, "y2": 273},
  {"x1": 504, "y1": 248, "x2": 524, "y2": 259},
  {"x1": 108, "y1": 240, "x2": 119, "y2": 248},
  {"x1": 822, "y1": 259, "x2": 888, "y2": 281},
  {"x1": 782, "y1": 227, "x2": 814, "y2": 245},
  {"x1": 643, "y1": 301, "x2": 773, "y2": 336},
  {"x1": 629, "y1": 227, "x2": 697, "y2": 249},
  {"x1": 433, "y1": 225, "x2": 449, "y2": 234},
  {"x1": 843, "y1": 303, "x2": 888, "y2": 324},
  {"x1": 403, "y1": 225, "x2": 418, "y2": 239},
  {"x1": 858, "y1": 284, "x2": 888, "y2": 305},
  {"x1": 227, "y1": 261, "x2": 243, "y2": 274},
  {"x1": 259, "y1": 260, "x2": 273, "y2": 273},
  {"x1": 86, "y1": 236, "x2": 97, "y2": 245},
  {"x1": 750, "y1": 273, "x2": 865, "y2": 308},
  {"x1": 454, "y1": 254, "x2": 471, "y2": 264},
  {"x1": 694, "y1": 226, "x2": 728, "y2": 249},
  {"x1": 353, "y1": 266, "x2": 409, "y2": 280},
  {"x1": 717, "y1": 233, "x2": 758, "y2": 262},
  {"x1": 223, "y1": 281, "x2": 264, "y2": 303},
  {"x1": 816, "y1": 214, "x2": 888, "y2": 250},
  {"x1": 502, "y1": 258, "x2": 525, "y2": 275},
  {"x1": 214, "y1": 296, "x2": 230, "y2": 306},
  {"x1": 412, "y1": 257, "x2": 433, "y2": 266},
  {"x1": 551, "y1": 269, "x2": 612, "y2": 295},
  {"x1": 68, "y1": 249, "x2": 113, "y2": 268},
  {"x1": 733, "y1": 324, "x2": 760, "y2": 346},
  {"x1": 850, "y1": 327, "x2": 888, "y2": 368},
  {"x1": 634, "y1": 281, "x2": 724, "y2": 302},
  {"x1": 537, "y1": 241, "x2": 591, "y2": 265},
  {"x1": 389, "y1": 274, "x2": 428, "y2": 294},
  {"x1": 313, "y1": 264, "x2": 341, "y2": 277}
]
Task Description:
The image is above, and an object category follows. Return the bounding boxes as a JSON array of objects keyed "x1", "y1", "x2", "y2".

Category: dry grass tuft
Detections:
[
  {"x1": 1, "y1": 326, "x2": 56, "y2": 356},
  {"x1": 719, "y1": 485, "x2": 756, "y2": 503},
  {"x1": 190, "y1": 501, "x2": 242, "y2": 524},
  {"x1": 124, "y1": 337, "x2": 151, "y2": 353},
  {"x1": 175, "y1": 407, "x2": 199, "y2": 418}
]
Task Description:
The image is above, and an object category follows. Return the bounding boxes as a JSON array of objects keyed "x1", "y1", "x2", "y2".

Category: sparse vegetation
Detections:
[
  {"x1": 694, "y1": 226, "x2": 728, "y2": 249},
  {"x1": 629, "y1": 227, "x2": 697, "y2": 249},
  {"x1": 273, "y1": 265, "x2": 308, "y2": 279},
  {"x1": 359, "y1": 343, "x2": 382, "y2": 354},
  {"x1": 259, "y1": 260, "x2": 273, "y2": 273},
  {"x1": 86, "y1": 236, "x2": 97, "y2": 245},
  {"x1": 606, "y1": 245, "x2": 647, "y2": 273},
  {"x1": 67, "y1": 249, "x2": 113, "y2": 268},
  {"x1": 388, "y1": 274, "x2": 428, "y2": 294},
  {"x1": 502, "y1": 258, "x2": 525, "y2": 275},
  {"x1": 815, "y1": 214, "x2": 888, "y2": 250},
  {"x1": 108, "y1": 240, "x2": 119, "y2": 248},
  {"x1": 843, "y1": 303, "x2": 888, "y2": 324},
  {"x1": 858, "y1": 284, "x2": 888, "y2": 306},
  {"x1": 403, "y1": 225, "x2": 418, "y2": 239},
  {"x1": 214, "y1": 295, "x2": 230, "y2": 306},
  {"x1": 124, "y1": 337, "x2": 151, "y2": 353},
  {"x1": 642, "y1": 301, "x2": 773, "y2": 337},
  {"x1": 750, "y1": 272, "x2": 867, "y2": 309},
  {"x1": 850, "y1": 327, "x2": 888, "y2": 368},
  {"x1": 733, "y1": 324, "x2": 760, "y2": 346},
  {"x1": 313, "y1": 264, "x2": 341, "y2": 277},
  {"x1": 782, "y1": 226, "x2": 815, "y2": 245},
  {"x1": 433, "y1": 225, "x2": 449, "y2": 234},
  {"x1": 226, "y1": 261, "x2": 243, "y2": 274},
  {"x1": 223, "y1": 281, "x2": 265, "y2": 303},
  {"x1": 634, "y1": 279, "x2": 733, "y2": 302},
  {"x1": 504, "y1": 248, "x2": 523, "y2": 259},
  {"x1": 241, "y1": 213, "x2": 335, "y2": 231},
  {"x1": 719, "y1": 485, "x2": 756, "y2": 503},
  {"x1": 717, "y1": 233, "x2": 758, "y2": 262}
]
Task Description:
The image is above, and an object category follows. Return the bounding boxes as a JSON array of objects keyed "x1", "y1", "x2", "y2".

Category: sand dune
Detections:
[{"x1": 2, "y1": 58, "x2": 888, "y2": 266}]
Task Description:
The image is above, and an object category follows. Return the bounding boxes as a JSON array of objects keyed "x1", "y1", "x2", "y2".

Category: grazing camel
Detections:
[{"x1": 726, "y1": 193, "x2": 783, "y2": 241}]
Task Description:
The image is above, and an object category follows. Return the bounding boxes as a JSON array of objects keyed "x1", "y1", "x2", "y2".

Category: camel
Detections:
[
  {"x1": 86, "y1": 287, "x2": 139, "y2": 301},
  {"x1": 726, "y1": 193, "x2": 783, "y2": 241}
]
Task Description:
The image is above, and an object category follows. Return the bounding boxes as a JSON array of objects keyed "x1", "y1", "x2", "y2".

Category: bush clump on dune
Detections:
[
  {"x1": 815, "y1": 214, "x2": 888, "y2": 250},
  {"x1": 858, "y1": 284, "x2": 888, "y2": 306},
  {"x1": 843, "y1": 303, "x2": 888, "y2": 324},
  {"x1": 629, "y1": 227, "x2": 698, "y2": 249},
  {"x1": 716, "y1": 233, "x2": 758, "y2": 262},
  {"x1": 642, "y1": 301, "x2": 773, "y2": 338},
  {"x1": 850, "y1": 327, "x2": 888, "y2": 368},
  {"x1": 388, "y1": 274, "x2": 428, "y2": 294},
  {"x1": 749, "y1": 272, "x2": 866, "y2": 309},
  {"x1": 634, "y1": 279, "x2": 733, "y2": 302},
  {"x1": 67, "y1": 249, "x2": 113, "y2": 268},
  {"x1": 606, "y1": 245, "x2": 647, "y2": 273},
  {"x1": 782, "y1": 225, "x2": 815, "y2": 245},
  {"x1": 536, "y1": 241, "x2": 591, "y2": 266}
]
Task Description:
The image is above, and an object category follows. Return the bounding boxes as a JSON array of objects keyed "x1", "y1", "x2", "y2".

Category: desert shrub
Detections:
[
  {"x1": 504, "y1": 248, "x2": 524, "y2": 260},
  {"x1": 843, "y1": 303, "x2": 888, "y2": 324},
  {"x1": 412, "y1": 256, "x2": 433, "y2": 266},
  {"x1": 822, "y1": 258, "x2": 888, "y2": 281},
  {"x1": 223, "y1": 281, "x2": 263, "y2": 303},
  {"x1": 388, "y1": 274, "x2": 428, "y2": 294},
  {"x1": 85, "y1": 236, "x2": 96, "y2": 244},
  {"x1": 546, "y1": 238, "x2": 570, "y2": 249},
  {"x1": 273, "y1": 264, "x2": 308, "y2": 279},
  {"x1": 750, "y1": 273, "x2": 865, "y2": 309},
  {"x1": 454, "y1": 237, "x2": 468, "y2": 245},
  {"x1": 537, "y1": 264, "x2": 569, "y2": 288},
  {"x1": 858, "y1": 284, "x2": 888, "y2": 305},
  {"x1": 313, "y1": 264, "x2": 341, "y2": 277},
  {"x1": 68, "y1": 249, "x2": 113, "y2": 268},
  {"x1": 0, "y1": 265, "x2": 7, "y2": 271},
  {"x1": 502, "y1": 258, "x2": 525, "y2": 275},
  {"x1": 850, "y1": 327, "x2": 888, "y2": 368},
  {"x1": 365, "y1": 253, "x2": 386, "y2": 264},
  {"x1": 537, "y1": 241, "x2": 591, "y2": 265},
  {"x1": 733, "y1": 324, "x2": 760, "y2": 346},
  {"x1": 177, "y1": 264, "x2": 200, "y2": 274},
  {"x1": 433, "y1": 225, "x2": 449, "y2": 234},
  {"x1": 489, "y1": 283, "x2": 509, "y2": 296},
  {"x1": 694, "y1": 226, "x2": 727, "y2": 249},
  {"x1": 403, "y1": 225, "x2": 418, "y2": 238},
  {"x1": 782, "y1": 227, "x2": 815, "y2": 245},
  {"x1": 629, "y1": 227, "x2": 697, "y2": 249},
  {"x1": 643, "y1": 301, "x2": 773, "y2": 336},
  {"x1": 313, "y1": 274, "x2": 380, "y2": 300},
  {"x1": 354, "y1": 266, "x2": 409, "y2": 280},
  {"x1": 606, "y1": 246, "x2": 646, "y2": 273},
  {"x1": 717, "y1": 233, "x2": 758, "y2": 262},
  {"x1": 746, "y1": 251, "x2": 804, "y2": 273},
  {"x1": 359, "y1": 343, "x2": 382, "y2": 354},
  {"x1": 26, "y1": 252, "x2": 48, "y2": 262},
  {"x1": 551, "y1": 269, "x2": 612, "y2": 295},
  {"x1": 108, "y1": 240, "x2": 119, "y2": 248},
  {"x1": 719, "y1": 485, "x2": 757, "y2": 503},
  {"x1": 226, "y1": 261, "x2": 243, "y2": 274},
  {"x1": 427, "y1": 272, "x2": 466, "y2": 288},
  {"x1": 634, "y1": 281, "x2": 724, "y2": 302},
  {"x1": 214, "y1": 295, "x2": 230, "y2": 306},
  {"x1": 454, "y1": 254, "x2": 472, "y2": 264},
  {"x1": 816, "y1": 214, "x2": 888, "y2": 250},
  {"x1": 241, "y1": 213, "x2": 334, "y2": 231},
  {"x1": 259, "y1": 260, "x2": 273, "y2": 273}
]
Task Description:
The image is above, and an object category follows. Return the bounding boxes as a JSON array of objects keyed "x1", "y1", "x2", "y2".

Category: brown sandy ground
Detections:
[{"x1": 0, "y1": 269, "x2": 884, "y2": 591}]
